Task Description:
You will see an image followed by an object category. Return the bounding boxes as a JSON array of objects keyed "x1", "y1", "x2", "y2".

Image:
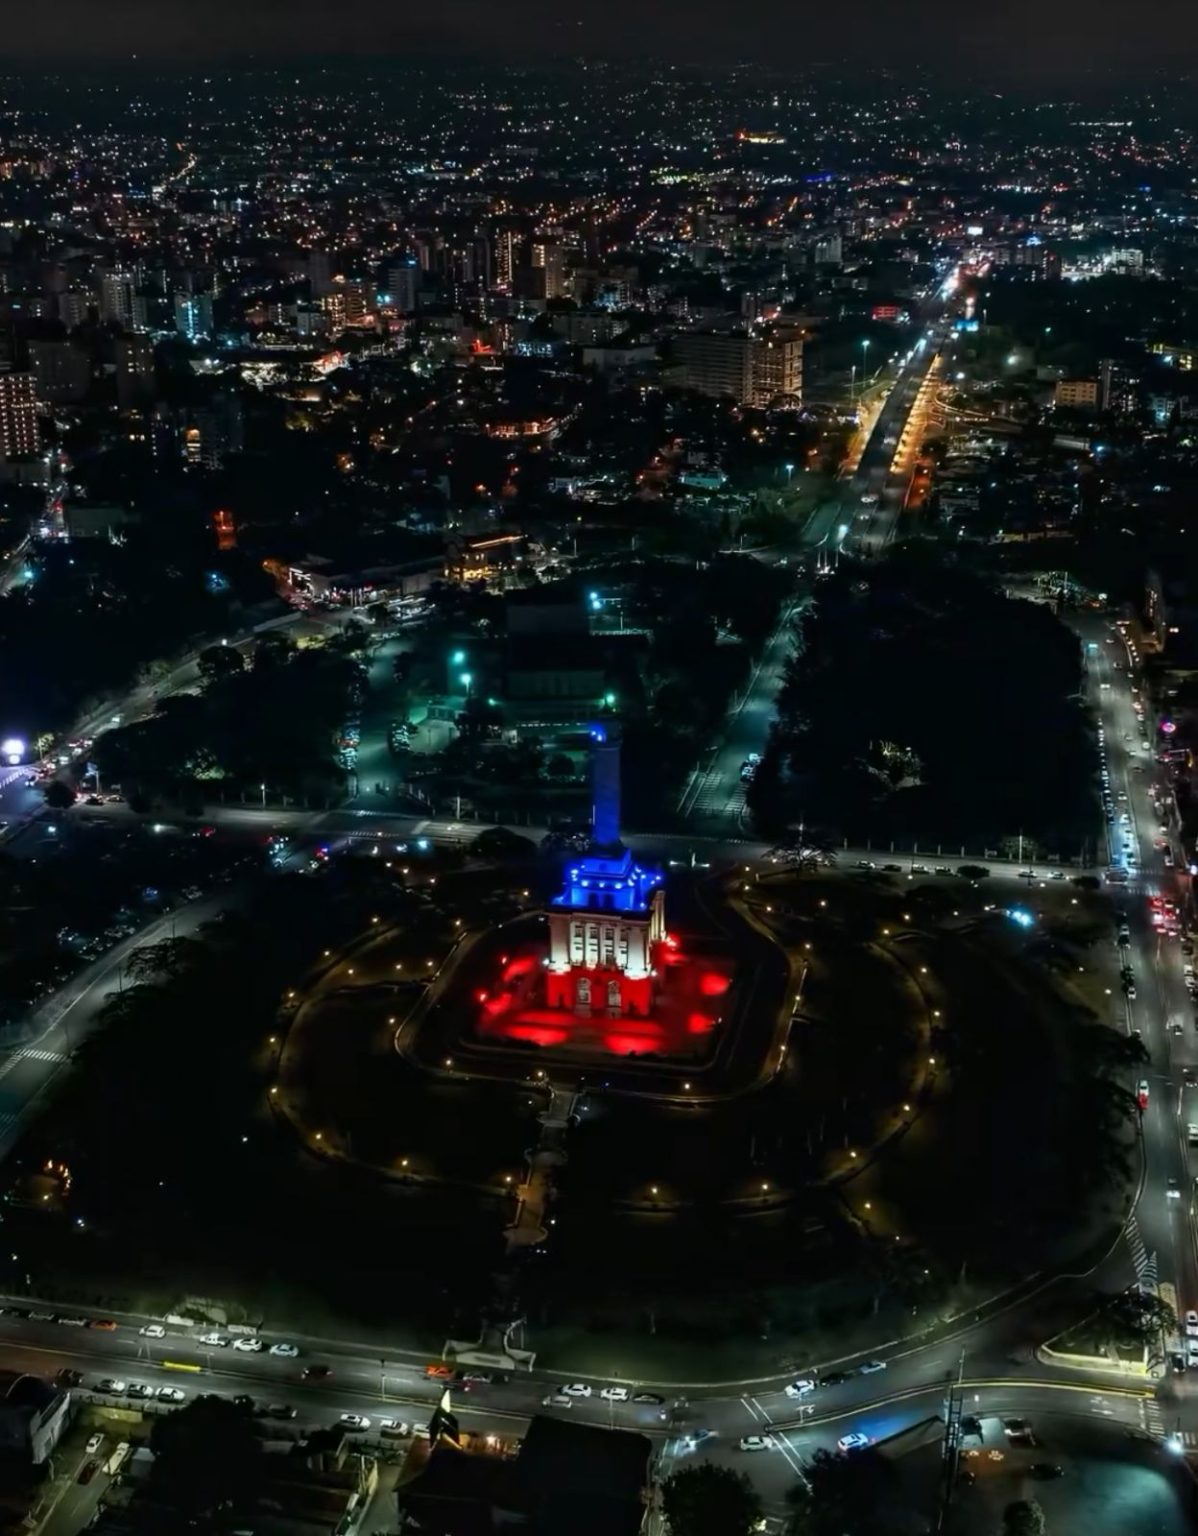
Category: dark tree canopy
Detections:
[
  {"x1": 758, "y1": 550, "x2": 1095, "y2": 855},
  {"x1": 661, "y1": 1463, "x2": 762, "y2": 1536},
  {"x1": 149, "y1": 1393, "x2": 264, "y2": 1528}
]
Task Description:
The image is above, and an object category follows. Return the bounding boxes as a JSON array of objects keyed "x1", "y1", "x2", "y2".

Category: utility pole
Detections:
[{"x1": 935, "y1": 1349, "x2": 966, "y2": 1532}]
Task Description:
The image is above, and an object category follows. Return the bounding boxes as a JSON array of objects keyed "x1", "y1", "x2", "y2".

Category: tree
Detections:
[
  {"x1": 783, "y1": 1449, "x2": 898, "y2": 1536},
  {"x1": 124, "y1": 937, "x2": 207, "y2": 985},
  {"x1": 1002, "y1": 1499, "x2": 1047, "y2": 1536},
  {"x1": 149, "y1": 1394, "x2": 264, "y2": 1529},
  {"x1": 196, "y1": 644, "x2": 246, "y2": 686},
  {"x1": 661, "y1": 1463, "x2": 761, "y2": 1536},
  {"x1": 43, "y1": 780, "x2": 76, "y2": 811}
]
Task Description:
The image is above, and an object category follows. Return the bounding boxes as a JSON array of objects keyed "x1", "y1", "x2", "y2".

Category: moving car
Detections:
[
  {"x1": 85, "y1": 1434, "x2": 104, "y2": 1455},
  {"x1": 266, "y1": 1405, "x2": 297, "y2": 1420},
  {"x1": 1028, "y1": 1463, "x2": 1064, "y2": 1480},
  {"x1": 198, "y1": 1333, "x2": 229, "y2": 1347},
  {"x1": 838, "y1": 1432, "x2": 871, "y2": 1453},
  {"x1": 633, "y1": 1393, "x2": 664, "y2": 1405},
  {"x1": 78, "y1": 1460, "x2": 100, "y2": 1485},
  {"x1": 542, "y1": 1394, "x2": 573, "y2": 1409},
  {"x1": 859, "y1": 1360, "x2": 887, "y2": 1375},
  {"x1": 1184, "y1": 1310, "x2": 1198, "y2": 1339},
  {"x1": 784, "y1": 1379, "x2": 816, "y2": 1399},
  {"x1": 1137, "y1": 1080, "x2": 1150, "y2": 1110},
  {"x1": 139, "y1": 1324, "x2": 166, "y2": 1339},
  {"x1": 560, "y1": 1383, "x2": 592, "y2": 1398},
  {"x1": 303, "y1": 1365, "x2": 332, "y2": 1382},
  {"x1": 338, "y1": 1414, "x2": 371, "y2": 1432},
  {"x1": 738, "y1": 1435, "x2": 773, "y2": 1452},
  {"x1": 269, "y1": 1343, "x2": 299, "y2": 1358},
  {"x1": 600, "y1": 1387, "x2": 629, "y2": 1402},
  {"x1": 231, "y1": 1337, "x2": 264, "y2": 1353},
  {"x1": 1168, "y1": 1179, "x2": 1182, "y2": 1200},
  {"x1": 96, "y1": 1379, "x2": 127, "y2": 1394}
]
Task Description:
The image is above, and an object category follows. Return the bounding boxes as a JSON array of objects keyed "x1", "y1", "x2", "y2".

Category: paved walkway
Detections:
[{"x1": 505, "y1": 1085, "x2": 578, "y2": 1252}]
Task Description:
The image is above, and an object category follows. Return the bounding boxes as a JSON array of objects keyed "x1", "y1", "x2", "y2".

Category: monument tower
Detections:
[{"x1": 544, "y1": 721, "x2": 665, "y2": 1018}]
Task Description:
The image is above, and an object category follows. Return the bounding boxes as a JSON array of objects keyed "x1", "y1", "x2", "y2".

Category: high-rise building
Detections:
[
  {"x1": 1099, "y1": 358, "x2": 1138, "y2": 416},
  {"x1": 174, "y1": 292, "x2": 214, "y2": 342},
  {"x1": 383, "y1": 258, "x2": 420, "y2": 314},
  {"x1": 115, "y1": 333, "x2": 156, "y2": 410},
  {"x1": 0, "y1": 372, "x2": 38, "y2": 464},
  {"x1": 57, "y1": 291, "x2": 91, "y2": 330},
  {"x1": 674, "y1": 329, "x2": 803, "y2": 406},
  {"x1": 28, "y1": 339, "x2": 91, "y2": 404},
  {"x1": 495, "y1": 228, "x2": 521, "y2": 292},
  {"x1": 99, "y1": 270, "x2": 137, "y2": 328},
  {"x1": 530, "y1": 239, "x2": 566, "y2": 300}
]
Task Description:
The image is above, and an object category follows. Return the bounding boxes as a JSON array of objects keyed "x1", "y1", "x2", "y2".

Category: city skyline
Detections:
[{"x1": 4, "y1": 0, "x2": 1198, "y2": 82}]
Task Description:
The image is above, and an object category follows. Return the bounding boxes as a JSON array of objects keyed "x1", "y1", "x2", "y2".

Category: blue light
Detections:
[{"x1": 1008, "y1": 907, "x2": 1035, "y2": 929}]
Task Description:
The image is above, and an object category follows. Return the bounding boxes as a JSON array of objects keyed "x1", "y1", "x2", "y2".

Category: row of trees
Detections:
[
  {"x1": 93, "y1": 630, "x2": 361, "y2": 807},
  {"x1": 660, "y1": 1458, "x2": 1050, "y2": 1536}
]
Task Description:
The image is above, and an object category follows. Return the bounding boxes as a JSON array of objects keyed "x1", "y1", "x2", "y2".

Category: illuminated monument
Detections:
[{"x1": 544, "y1": 722, "x2": 666, "y2": 1018}]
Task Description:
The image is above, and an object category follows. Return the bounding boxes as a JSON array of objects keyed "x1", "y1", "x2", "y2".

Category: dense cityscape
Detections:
[{"x1": 0, "y1": 44, "x2": 1196, "y2": 1536}]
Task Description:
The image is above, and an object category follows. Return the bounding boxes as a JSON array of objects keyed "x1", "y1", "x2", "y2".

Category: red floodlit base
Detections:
[{"x1": 473, "y1": 938, "x2": 733, "y2": 1060}]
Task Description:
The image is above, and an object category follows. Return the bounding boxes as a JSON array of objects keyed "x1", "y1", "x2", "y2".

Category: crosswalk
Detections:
[
  {"x1": 1126, "y1": 1216, "x2": 1158, "y2": 1293},
  {"x1": 740, "y1": 1394, "x2": 809, "y2": 1481},
  {"x1": 18, "y1": 1048, "x2": 67, "y2": 1064}
]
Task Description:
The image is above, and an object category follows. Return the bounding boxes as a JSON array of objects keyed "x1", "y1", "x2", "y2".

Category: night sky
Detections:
[{"x1": 4, "y1": 0, "x2": 1198, "y2": 81}]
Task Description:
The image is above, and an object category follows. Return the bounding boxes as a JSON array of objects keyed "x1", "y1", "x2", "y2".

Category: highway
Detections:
[{"x1": 1078, "y1": 612, "x2": 1198, "y2": 1427}]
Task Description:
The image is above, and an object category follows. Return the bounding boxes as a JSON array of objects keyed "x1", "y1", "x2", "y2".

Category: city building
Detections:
[
  {"x1": 28, "y1": 339, "x2": 91, "y2": 404},
  {"x1": 0, "y1": 1370, "x2": 69, "y2": 1464},
  {"x1": 174, "y1": 291, "x2": 214, "y2": 342},
  {"x1": 1053, "y1": 378, "x2": 1099, "y2": 411},
  {"x1": 0, "y1": 371, "x2": 38, "y2": 465},
  {"x1": 1099, "y1": 358, "x2": 1138, "y2": 415},
  {"x1": 674, "y1": 328, "x2": 803, "y2": 406},
  {"x1": 397, "y1": 1412, "x2": 652, "y2": 1536}
]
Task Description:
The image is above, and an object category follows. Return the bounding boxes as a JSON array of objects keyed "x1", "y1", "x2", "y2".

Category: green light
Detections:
[
  {"x1": 604, "y1": 692, "x2": 616, "y2": 707},
  {"x1": 460, "y1": 672, "x2": 473, "y2": 689},
  {"x1": 451, "y1": 649, "x2": 466, "y2": 665}
]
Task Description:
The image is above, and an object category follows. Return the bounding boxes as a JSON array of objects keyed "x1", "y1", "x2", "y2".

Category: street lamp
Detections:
[
  {"x1": 860, "y1": 338, "x2": 871, "y2": 394},
  {"x1": 783, "y1": 463, "x2": 794, "y2": 486},
  {"x1": 460, "y1": 672, "x2": 473, "y2": 695}
]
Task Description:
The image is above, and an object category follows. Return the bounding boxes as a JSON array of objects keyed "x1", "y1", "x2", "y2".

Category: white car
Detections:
[
  {"x1": 339, "y1": 1414, "x2": 371, "y2": 1431},
  {"x1": 600, "y1": 1387, "x2": 629, "y2": 1402},
  {"x1": 198, "y1": 1333, "x2": 229, "y2": 1347},
  {"x1": 560, "y1": 1383, "x2": 592, "y2": 1398},
  {"x1": 269, "y1": 1343, "x2": 299, "y2": 1358},
  {"x1": 1185, "y1": 1310, "x2": 1198, "y2": 1339},
  {"x1": 379, "y1": 1418, "x2": 411, "y2": 1437},
  {"x1": 859, "y1": 1360, "x2": 887, "y2": 1374},
  {"x1": 738, "y1": 1435, "x2": 773, "y2": 1452},
  {"x1": 139, "y1": 1324, "x2": 166, "y2": 1339},
  {"x1": 85, "y1": 1433, "x2": 104, "y2": 1454},
  {"x1": 838, "y1": 1432, "x2": 871, "y2": 1452},
  {"x1": 784, "y1": 1379, "x2": 816, "y2": 1399},
  {"x1": 156, "y1": 1386, "x2": 186, "y2": 1403},
  {"x1": 232, "y1": 1337, "x2": 264, "y2": 1353}
]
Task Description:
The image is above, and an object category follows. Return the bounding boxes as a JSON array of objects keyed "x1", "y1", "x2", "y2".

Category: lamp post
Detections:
[
  {"x1": 861, "y1": 338, "x2": 871, "y2": 397},
  {"x1": 783, "y1": 462, "x2": 794, "y2": 487}
]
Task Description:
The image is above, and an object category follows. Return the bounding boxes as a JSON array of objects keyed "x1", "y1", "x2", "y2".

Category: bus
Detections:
[{"x1": 103, "y1": 1441, "x2": 132, "y2": 1478}]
